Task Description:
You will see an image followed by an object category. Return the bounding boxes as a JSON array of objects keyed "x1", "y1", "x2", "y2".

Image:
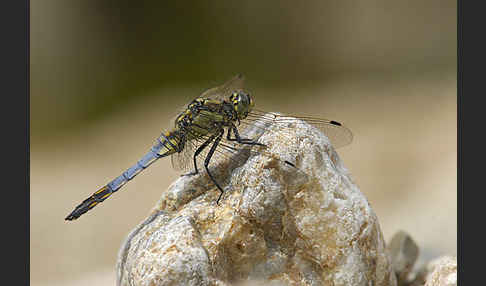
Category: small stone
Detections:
[
  {"x1": 116, "y1": 115, "x2": 397, "y2": 286},
  {"x1": 423, "y1": 256, "x2": 457, "y2": 286},
  {"x1": 387, "y1": 230, "x2": 419, "y2": 284}
]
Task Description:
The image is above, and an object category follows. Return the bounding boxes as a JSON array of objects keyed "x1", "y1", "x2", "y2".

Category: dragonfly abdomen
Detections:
[
  {"x1": 65, "y1": 130, "x2": 182, "y2": 220},
  {"x1": 108, "y1": 130, "x2": 181, "y2": 192}
]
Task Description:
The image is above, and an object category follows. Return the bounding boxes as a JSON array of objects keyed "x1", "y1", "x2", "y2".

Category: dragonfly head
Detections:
[{"x1": 230, "y1": 91, "x2": 254, "y2": 120}]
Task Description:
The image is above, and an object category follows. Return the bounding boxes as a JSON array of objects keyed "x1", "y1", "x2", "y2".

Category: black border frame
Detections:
[
  {"x1": 459, "y1": 0, "x2": 485, "y2": 284},
  {"x1": 3, "y1": 0, "x2": 30, "y2": 284}
]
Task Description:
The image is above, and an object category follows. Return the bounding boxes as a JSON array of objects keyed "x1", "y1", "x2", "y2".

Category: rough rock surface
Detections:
[{"x1": 116, "y1": 116, "x2": 397, "y2": 286}]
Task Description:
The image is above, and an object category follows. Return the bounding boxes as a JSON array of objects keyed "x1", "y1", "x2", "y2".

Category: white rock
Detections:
[
  {"x1": 117, "y1": 115, "x2": 396, "y2": 286},
  {"x1": 424, "y1": 256, "x2": 457, "y2": 286}
]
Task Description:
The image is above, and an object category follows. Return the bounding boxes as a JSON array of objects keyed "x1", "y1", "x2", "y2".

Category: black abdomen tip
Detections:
[{"x1": 65, "y1": 213, "x2": 77, "y2": 221}]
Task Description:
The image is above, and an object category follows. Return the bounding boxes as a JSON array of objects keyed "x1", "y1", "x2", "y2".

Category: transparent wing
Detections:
[
  {"x1": 170, "y1": 126, "x2": 210, "y2": 171},
  {"x1": 189, "y1": 110, "x2": 353, "y2": 165},
  {"x1": 190, "y1": 135, "x2": 245, "y2": 170},
  {"x1": 181, "y1": 110, "x2": 352, "y2": 174},
  {"x1": 170, "y1": 139, "x2": 194, "y2": 171},
  {"x1": 171, "y1": 126, "x2": 246, "y2": 172},
  {"x1": 194, "y1": 75, "x2": 353, "y2": 147},
  {"x1": 240, "y1": 110, "x2": 353, "y2": 148},
  {"x1": 197, "y1": 74, "x2": 246, "y2": 101}
]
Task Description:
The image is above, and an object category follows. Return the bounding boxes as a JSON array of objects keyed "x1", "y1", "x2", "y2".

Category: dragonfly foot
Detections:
[
  {"x1": 216, "y1": 190, "x2": 224, "y2": 205},
  {"x1": 284, "y1": 160, "x2": 296, "y2": 168},
  {"x1": 181, "y1": 171, "x2": 198, "y2": 177}
]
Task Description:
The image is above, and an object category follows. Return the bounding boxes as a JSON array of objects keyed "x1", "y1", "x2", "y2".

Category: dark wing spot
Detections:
[{"x1": 330, "y1": 120, "x2": 342, "y2": 126}]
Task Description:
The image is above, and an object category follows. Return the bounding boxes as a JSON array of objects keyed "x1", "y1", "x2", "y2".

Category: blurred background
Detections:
[{"x1": 30, "y1": 1, "x2": 456, "y2": 285}]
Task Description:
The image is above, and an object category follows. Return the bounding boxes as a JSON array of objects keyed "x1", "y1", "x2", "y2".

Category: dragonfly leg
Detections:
[
  {"x1": 227, "y1": 124, "x2": 266, "y2": 147},
  {"x1": 181, "y1": 133, "x2": 216, "y2": 177},
  {"x1": 204, "y1": 129, "x2": 225, "y2": 204}
]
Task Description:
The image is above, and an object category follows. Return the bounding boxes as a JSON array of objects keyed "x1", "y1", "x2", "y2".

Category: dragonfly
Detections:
[{"x1": 65, "y1": 75, "x2": 353, "y2": 221}]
